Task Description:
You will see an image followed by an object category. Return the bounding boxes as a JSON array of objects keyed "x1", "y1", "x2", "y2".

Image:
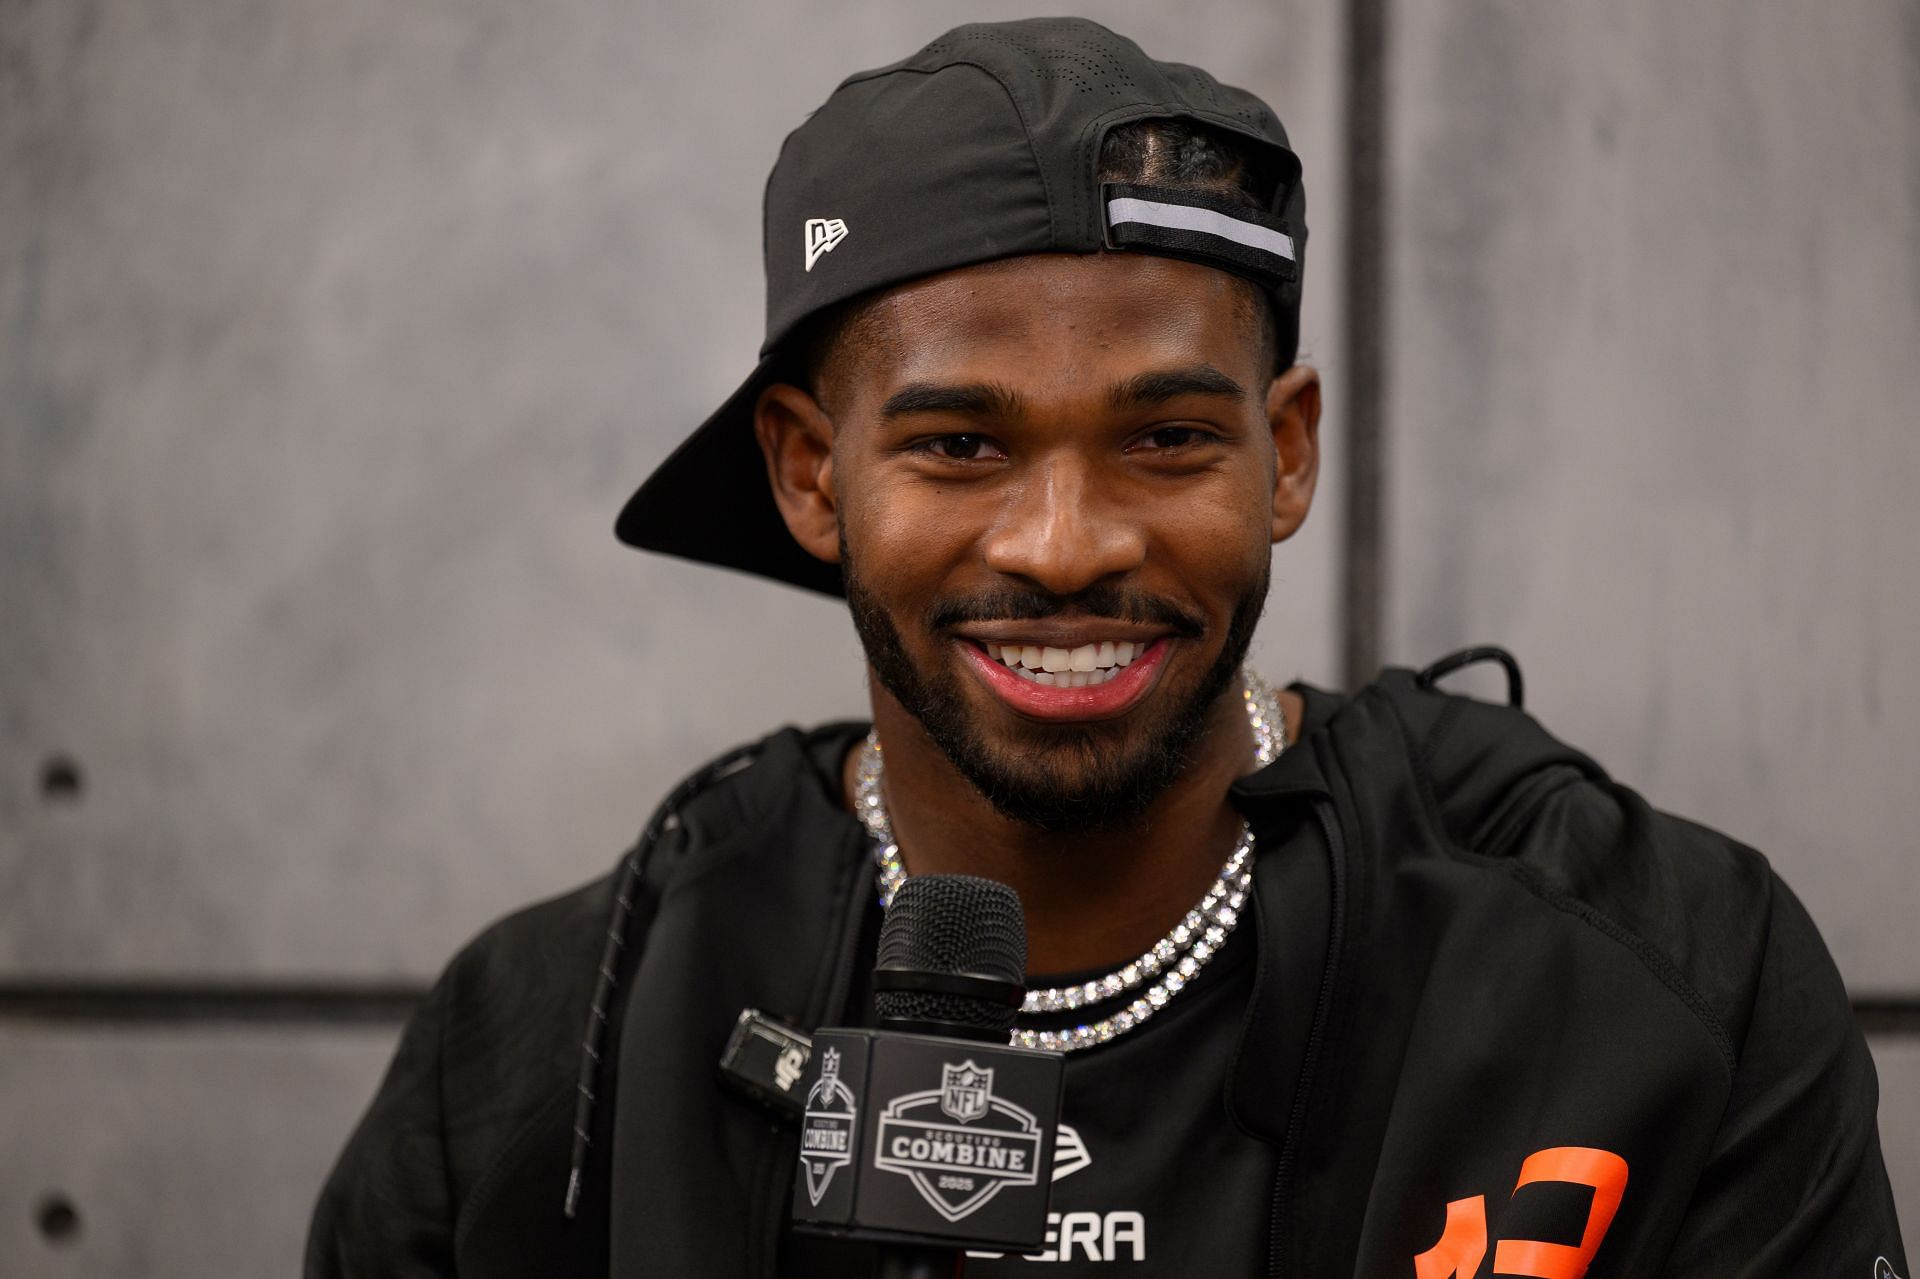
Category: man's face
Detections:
[{"x1": 795, "y1": 253, "x2": 1308, "y2": 831}]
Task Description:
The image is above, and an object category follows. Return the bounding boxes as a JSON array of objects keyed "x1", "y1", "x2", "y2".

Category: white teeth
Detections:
[
  {"x1": 979, "y1": 638, "x2": 1154, "y2": 685},
  {"x1": 992, "y1": 661, "x2": 1124, "y2": 688}
]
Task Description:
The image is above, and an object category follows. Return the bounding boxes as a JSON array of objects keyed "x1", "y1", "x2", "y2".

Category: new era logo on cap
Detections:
[{"x1": 804, "y1": 217, "x2": 848, "y2": 271}]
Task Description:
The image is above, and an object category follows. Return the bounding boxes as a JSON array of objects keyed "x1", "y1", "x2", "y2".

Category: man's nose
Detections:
[{"x1": 980, "y1": 458, "x2": 1147, "y2": 595}]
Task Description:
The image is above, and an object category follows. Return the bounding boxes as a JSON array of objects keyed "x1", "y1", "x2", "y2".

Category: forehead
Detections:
[{"x1": 842, "y1": 253, "x2": 1261, "y2": 388}]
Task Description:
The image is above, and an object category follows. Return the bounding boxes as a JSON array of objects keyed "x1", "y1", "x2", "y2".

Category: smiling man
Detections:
[{"x1": 309, "y1": 18, "x2": 1907, "y2": 1279}]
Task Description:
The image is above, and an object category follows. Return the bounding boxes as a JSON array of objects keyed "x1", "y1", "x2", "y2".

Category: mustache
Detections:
[{"x1": 926, "y1": 585, "x2": 1206, "y2": 638}]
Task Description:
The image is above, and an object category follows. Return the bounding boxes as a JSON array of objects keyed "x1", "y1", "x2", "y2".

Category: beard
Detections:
[{"x1": 842, "y1": 535, "x2": 1269, "y2": 834}]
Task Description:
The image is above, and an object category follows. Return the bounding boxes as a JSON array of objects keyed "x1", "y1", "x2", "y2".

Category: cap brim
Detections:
[{"x1": 614, "y1": 353, "x2": 847, "y2": 598}]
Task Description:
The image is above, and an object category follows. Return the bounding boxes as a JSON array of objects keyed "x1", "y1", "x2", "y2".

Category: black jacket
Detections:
[{"x1": 307, "y1": 669, "x2": 1908, "y2": 1277}]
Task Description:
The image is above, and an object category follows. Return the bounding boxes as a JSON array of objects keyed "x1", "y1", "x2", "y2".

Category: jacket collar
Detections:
[
  {"x1": 1230, "y1": 679, "x2": 1341, "y2": 804},
  {"x1": 1223, "y1": 681, "x2": 1342, "y2": 1143}
]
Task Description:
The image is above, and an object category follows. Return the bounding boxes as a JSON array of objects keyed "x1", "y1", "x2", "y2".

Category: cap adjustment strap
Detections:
[{"x1": 1100, "y1": 181, "x2": 1299, "y2": 290}]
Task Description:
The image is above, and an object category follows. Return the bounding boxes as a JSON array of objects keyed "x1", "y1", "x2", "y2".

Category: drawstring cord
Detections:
[{"x1": 563, "y1": 743, "x2": 763, "y2": 1219}]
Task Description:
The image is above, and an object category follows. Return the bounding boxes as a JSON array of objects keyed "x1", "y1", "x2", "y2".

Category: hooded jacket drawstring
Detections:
[{"x1": 564, "y1": 743, "x2": 764, "y2": 1218}]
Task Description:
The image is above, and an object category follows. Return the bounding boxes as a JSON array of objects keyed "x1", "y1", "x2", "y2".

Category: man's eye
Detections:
[
  {"x1": 1132, "y1": 425, "x2": 1216, "y2": 452},
  {"x1": 917, "y1": 434, "x2": 1001, "y2": 461}
]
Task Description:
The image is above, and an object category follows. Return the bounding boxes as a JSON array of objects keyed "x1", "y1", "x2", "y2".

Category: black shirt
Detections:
[{"x1": 968, "y1": 927, "x2": 1269, "y2": 1273}]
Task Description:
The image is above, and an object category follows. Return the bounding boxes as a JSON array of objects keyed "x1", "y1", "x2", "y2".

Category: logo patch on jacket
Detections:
[{"x1": 1414, "y1": 1147, "x2": 1629, "y2": 1279}]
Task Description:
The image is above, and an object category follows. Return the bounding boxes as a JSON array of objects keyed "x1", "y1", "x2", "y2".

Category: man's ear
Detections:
[
  {"x1": 754, "y1": 382, "x2": 841, "y2": 565},
  {"x1": 1265, "y1": 364, "x2": 1321, "y2": 544}
]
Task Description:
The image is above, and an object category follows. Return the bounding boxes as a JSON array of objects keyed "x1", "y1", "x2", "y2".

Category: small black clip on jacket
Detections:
[{"x1": 1415, "y1": 646, "x2": 1525, "y2": 709}]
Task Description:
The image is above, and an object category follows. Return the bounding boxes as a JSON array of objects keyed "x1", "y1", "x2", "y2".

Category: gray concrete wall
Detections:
[{"x1": 0, "y1": 1024, "x2": 395, "y2": 1276}]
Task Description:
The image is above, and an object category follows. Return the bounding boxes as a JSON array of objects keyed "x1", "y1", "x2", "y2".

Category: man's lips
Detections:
[{"x1": 959, "y1": 637, "x2": 1173, "y2": 722}]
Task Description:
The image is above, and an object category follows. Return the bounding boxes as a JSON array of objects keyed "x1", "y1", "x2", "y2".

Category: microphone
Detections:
[{"x1": 791, "y1": 875, "x2": 1064, "y2": 1276}]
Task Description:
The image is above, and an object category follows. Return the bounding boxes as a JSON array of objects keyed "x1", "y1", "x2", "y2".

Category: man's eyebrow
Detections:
[
  {"x1": 1107, "y1": 364, "x2": 1248, "y2": 410},
  {"x1": 879, "y1": 382, "x2": 1024, "y2": 420},
  {"x1": 876, "y1": 365, "x2": 1245, "y2": 420}
]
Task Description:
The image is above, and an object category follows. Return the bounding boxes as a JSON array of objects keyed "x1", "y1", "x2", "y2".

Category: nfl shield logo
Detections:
[
  {"x1": 875, "y1": 1056, "x2": 1046, "y2": 1222},
  {"x1": 940, "y1": 1061, "x2": 993, "y2": 1124}
]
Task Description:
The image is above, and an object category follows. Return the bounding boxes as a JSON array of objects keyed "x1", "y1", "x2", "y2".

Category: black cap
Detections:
[{"x1": 615, "y1": 17, "x2": 1307, "y2": 597}]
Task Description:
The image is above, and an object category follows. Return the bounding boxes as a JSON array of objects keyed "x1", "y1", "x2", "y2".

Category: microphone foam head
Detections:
[{"x1": 875, "y1": 874, "x2": 1027, "y2": 1035}]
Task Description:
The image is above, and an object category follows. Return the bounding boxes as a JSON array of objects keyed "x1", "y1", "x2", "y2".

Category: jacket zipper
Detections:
[{"x1": 1269, "y1": 797, "x2": 1347, "y2": 1279}]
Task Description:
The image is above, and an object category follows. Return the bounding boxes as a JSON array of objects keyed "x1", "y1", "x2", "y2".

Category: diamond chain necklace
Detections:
[{"x1": 852, "y1": 669, "x2": 1287, "y2": 1053}]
